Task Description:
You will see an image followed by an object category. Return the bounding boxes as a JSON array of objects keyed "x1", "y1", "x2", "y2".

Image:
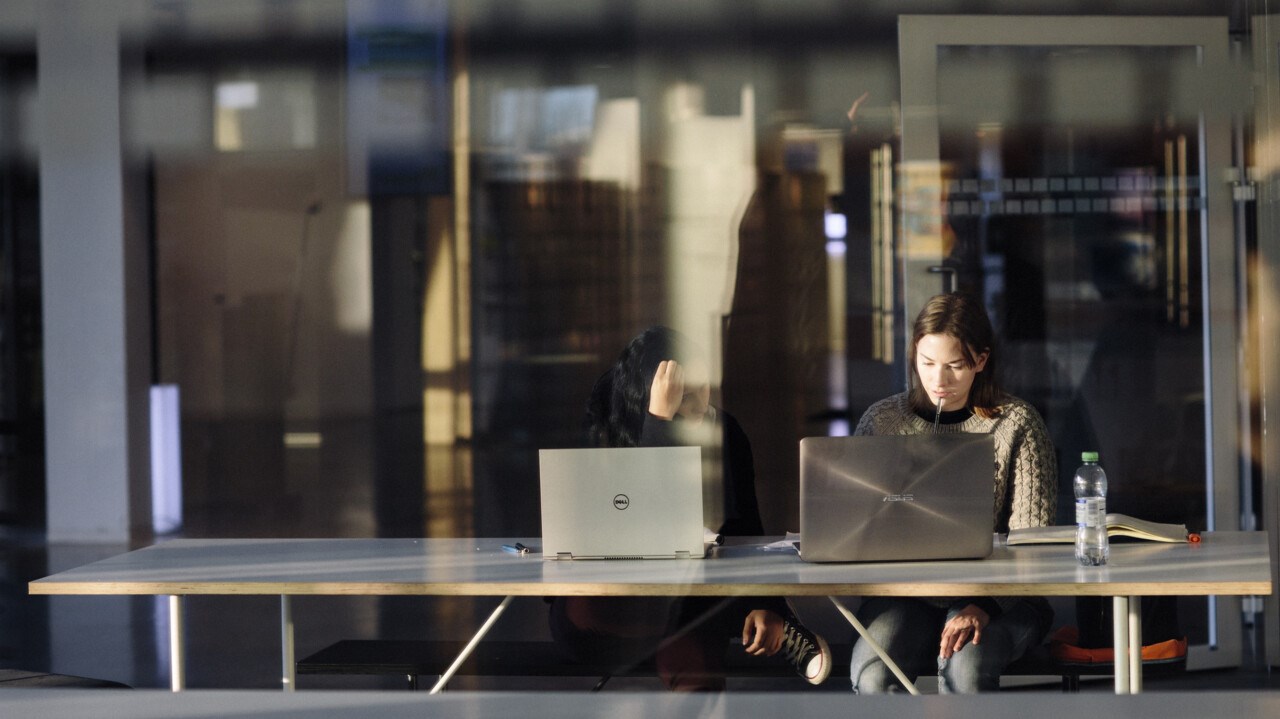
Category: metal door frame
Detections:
[
  {"x1": 1251, "y1": 11, "x2": 1280, "y2": 669},
  {"x1": 898, "y1": 14, "x2": 1240, "y2": 670}
]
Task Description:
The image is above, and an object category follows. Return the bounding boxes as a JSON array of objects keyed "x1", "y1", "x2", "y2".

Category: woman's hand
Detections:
[
  {"x1": 939, "y1": 604, "x2": 990, "y2": 659},
  {"x1": 648, "y1": 360, "x2": 685, "y2": 420},
  {"x1": 742, "y1": 609, "x2": 785, "y2": 656}
]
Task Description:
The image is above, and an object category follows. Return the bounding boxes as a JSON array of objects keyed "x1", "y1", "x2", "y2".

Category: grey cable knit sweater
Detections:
[
  {"x1": 854, "y1": 391, "x2": 1057, "y2": 533},
  {"x1": 854, "y1": 392, "x2": 1058, "y2": 623}
]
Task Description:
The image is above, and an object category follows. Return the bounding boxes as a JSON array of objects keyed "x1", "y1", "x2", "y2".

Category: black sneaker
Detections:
[{"x1": 781, "y1": 616, "x2": 831, "y2": 685}]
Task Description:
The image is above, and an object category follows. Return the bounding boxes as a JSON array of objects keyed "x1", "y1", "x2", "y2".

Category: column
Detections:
[{"x1": 39, "y1": 0, "x2": 151, "y2": 542}]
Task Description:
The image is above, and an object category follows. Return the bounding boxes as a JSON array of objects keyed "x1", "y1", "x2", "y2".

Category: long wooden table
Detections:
[{"x1": 29, "y1": 532, "x2": 1272, "y2": 695}]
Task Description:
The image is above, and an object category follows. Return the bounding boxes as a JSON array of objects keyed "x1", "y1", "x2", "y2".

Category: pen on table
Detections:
[{"x1": 502, "y1": 543, "x2": 530, "y2": 556}]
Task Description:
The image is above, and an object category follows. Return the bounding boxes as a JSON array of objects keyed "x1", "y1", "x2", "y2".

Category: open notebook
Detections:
[{"x1": 1007, "y1": 514, "x2": 1197, "y2": 544}]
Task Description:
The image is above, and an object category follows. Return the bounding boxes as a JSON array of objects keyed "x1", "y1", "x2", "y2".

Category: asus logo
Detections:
[
  {"x1": 613, "y1": 494, "x2": 630, "y2": 510},
  {"x1": 882, "y1": 493, "x2": 916, "y2": 503}
]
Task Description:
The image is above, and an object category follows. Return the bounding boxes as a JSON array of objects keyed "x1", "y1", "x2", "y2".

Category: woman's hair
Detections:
[
  {"x1": 585, "y1": 326, "x2": 691, "y2": 447},
  {"x1": 907, "y1": 292, "x2": 1005, "y2": 418}
]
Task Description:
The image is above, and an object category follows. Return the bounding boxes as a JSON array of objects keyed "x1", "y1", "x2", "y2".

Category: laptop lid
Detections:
[
  {"x1": 799, "y1": 434, "x2": 995, "y2": 562},
  {"x1": 538, "y1": 446, "x2": 707, "y2": 560}
]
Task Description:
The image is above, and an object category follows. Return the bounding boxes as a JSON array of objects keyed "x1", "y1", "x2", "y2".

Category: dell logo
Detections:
[
  {"x1": 613, "y1": 494, "x2": 630, "y2": 510},
  {"x1": 882, "y1": 493, "x2": 916, "y2": 503}
]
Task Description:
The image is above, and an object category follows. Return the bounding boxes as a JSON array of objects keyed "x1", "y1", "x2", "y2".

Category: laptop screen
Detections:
[
  {"x1": 799, "y1": 434, "x2": 995, "y2": 562},
  {"x1": 538, "y1": 446, "x2": 707, "y2": 559}
]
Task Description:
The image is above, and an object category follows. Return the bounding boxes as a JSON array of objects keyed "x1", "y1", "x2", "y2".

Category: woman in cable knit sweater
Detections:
[{"x1": 848, "y1": 292, "x2": 1057, "y2": 694}]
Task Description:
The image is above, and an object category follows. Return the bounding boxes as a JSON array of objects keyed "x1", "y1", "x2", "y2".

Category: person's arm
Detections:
[
  {"x1": 1006, "y1": 403, "x2": 1058, "y2": 531},
  {"x1": 939, "y1": 603, "x2": 990, "y2": 659},
  {"x1": 648, "y1": 359, "x2": 683, "y2": 420},
  {"x1": 742, "y1": 609, "x2": 786, "y2": 656},
  {"x1": 719, "y1": 410, "x2": 764, "y2": 536},
  {"x1": 639, "y1": 412, "x2": 680, "y2": 447},
  {"x1": 639, "y1": 359, "x2": 685, "y2": 447}
]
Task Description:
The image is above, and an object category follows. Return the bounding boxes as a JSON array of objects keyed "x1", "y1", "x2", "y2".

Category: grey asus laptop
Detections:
[
  {"x1": 799, "y1": 434, "x2": 996, "y2": 562},
  {"x1": 538, "y1": 446, "x2": 707, "y2": 559}
]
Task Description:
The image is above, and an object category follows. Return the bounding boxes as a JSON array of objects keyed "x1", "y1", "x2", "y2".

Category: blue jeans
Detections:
[{"x1": 848, "y1": 597, "x2": 1046, "y2": 694}]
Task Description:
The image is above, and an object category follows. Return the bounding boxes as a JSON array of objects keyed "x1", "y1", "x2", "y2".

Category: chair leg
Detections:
[{"x1": 591, "y1": 674, "x2": 612, "y2": 692}]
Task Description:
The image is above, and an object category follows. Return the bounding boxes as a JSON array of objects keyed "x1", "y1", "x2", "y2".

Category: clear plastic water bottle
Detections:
[{"x1": 1074, "y1": 451, "x2": 1109, "y2": 566}]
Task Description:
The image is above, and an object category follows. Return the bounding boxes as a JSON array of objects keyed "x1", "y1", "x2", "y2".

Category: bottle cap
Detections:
[{"x1": 1081, "y1": 451, "x2": 1099, "y2": 462}]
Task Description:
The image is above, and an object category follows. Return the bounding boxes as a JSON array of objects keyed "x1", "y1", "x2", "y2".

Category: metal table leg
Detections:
[
  {"x1": 1112, "y1": 596, "x2": 1130, "y2": 694},
  {"x1": 429, "y1": 595, "x2": 514, "y2": 694},
  {"x1": 830, "y1": 597, "x2": 920, "y2": 696},
  {"x1": 1128, "y1": 594, "x2": 1143, "y2": 693},
  {"x1": 281, "y1": 595, "x2": 295, "y2": 691},
  {"x1": 169, "y1": 595, "x2": 186, "y2": 692}
]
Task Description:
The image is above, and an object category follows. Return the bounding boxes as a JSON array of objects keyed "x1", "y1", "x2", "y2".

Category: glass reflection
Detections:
[{"x1": 4, "y1": 0, "x2": 1278, "y2": 691}]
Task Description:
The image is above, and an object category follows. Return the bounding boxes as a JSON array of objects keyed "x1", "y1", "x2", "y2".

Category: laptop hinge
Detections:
[
  {"x1": 555, "y1": 552, "x2": 574, "y2": 560},
  {"x1": 674, "y1": 550, "x2": 692, "y2": 559}
]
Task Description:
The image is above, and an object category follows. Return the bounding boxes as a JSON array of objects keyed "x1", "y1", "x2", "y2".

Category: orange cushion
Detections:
[{"x1": 1048, "y1": 626, "x2": 1187, "y2": 665}]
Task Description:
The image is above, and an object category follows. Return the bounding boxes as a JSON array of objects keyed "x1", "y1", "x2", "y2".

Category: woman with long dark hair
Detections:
[
  {"x1": 847, "y1": 293, "x2": 1057, "y2": 693},
  {"x1": 549, "y1": 326, "x2": 832, "y2": 690}
]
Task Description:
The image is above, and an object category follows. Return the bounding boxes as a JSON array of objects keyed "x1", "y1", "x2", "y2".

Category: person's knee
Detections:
[
  {"x1": 938, "y1": 647, "x2": 1003, "y2": 693},
  {"x1": 852, "y1": 661, "x2": 910, "y2": 694}
]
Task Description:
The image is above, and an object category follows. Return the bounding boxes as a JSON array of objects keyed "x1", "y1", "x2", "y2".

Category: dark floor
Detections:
[{"x1": 1, "y1": 528, "x2": 1276, "y2": 694}]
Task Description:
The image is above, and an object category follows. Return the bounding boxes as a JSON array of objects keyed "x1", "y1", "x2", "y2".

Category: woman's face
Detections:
[{"x1": 915, "y1": 333, "x2": 988, "y2": 412}]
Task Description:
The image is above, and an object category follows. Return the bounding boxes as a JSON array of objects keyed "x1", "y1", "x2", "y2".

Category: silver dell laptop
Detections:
[
  {"x1": 538, "y1": 446, "x2": 707, "y2": 559},
  {"x1": 799, "y1": 434, "x2": 996, "y2": 562}
]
